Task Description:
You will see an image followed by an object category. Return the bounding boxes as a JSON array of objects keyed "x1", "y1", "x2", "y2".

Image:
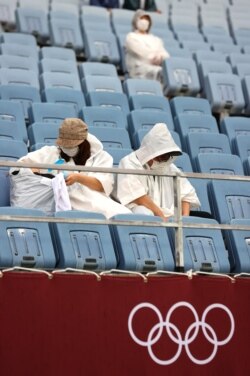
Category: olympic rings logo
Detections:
[{"x1": 128, "y1": 301, "x2": 235, "y2": 365}]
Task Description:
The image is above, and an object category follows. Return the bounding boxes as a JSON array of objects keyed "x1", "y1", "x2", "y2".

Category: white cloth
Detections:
[
  {"x1": 13, "y1": 133, "x2": 131, "y2": 218},
  {"x1": 125, "y1": 31, "x2": 170, "y2": 81},
  {"x1": 51, "y1": 173, "x2": 71, "y2": 212},
  {"x1": 116, "y1": 123, "x2": 200, "y2": 218}
]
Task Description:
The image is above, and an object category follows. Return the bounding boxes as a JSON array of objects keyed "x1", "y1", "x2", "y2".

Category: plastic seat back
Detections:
[
  {"x1": 86, "y1": 92, "x2": 130, "y2": 116},
  {"x1": 170, "y1": 96, "x2": 212, "y2": 118},
  {"x1": 197, "y1": 153, "x2": 244, "y2": 175},
  {"x1": 28, "y1": 103, "x2": 77, "y2": 124},
  {"x1": 123, "y1": 78, "x2": 163, "y2": 97},
  {"x1": 42, "y1": 88, "x2": 85, "y2": 116},
  {"x1": 81, "y1": 106, "x2": 127, "y2": 129}
]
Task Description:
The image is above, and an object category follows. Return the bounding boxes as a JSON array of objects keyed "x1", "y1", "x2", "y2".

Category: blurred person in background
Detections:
[
  {"x1": 123, "y1": 0, "x2": 159, "y2": 12},
  {"x1": 90, "y1": 0, "x2": 119, "y2": 9}
]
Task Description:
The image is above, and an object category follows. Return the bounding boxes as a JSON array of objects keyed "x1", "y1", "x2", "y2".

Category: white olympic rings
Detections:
[{"x1": 128, "y1": 301, "x2": 235, "y2": 365}]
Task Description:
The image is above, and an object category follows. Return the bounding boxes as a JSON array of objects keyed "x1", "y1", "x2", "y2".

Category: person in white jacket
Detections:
[
  {"x1": 125, "y1": 9, "x2": 170, "y2": 82},
  {"x1": 12, "y1": 118, "x2": 131, "y2": 219},
  {"x1": 116, "y1": 123, "x2": 200, "y2": 221}
]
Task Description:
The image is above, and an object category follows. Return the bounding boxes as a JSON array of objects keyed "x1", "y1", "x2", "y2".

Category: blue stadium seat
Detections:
[
  {"x1": 0, "y1": 171, "x2": 10, "y2": 206},
  {"x1": 0, "y1": 120, "x2": 23, "y2": 142},
  {"x1": 0, "y1": 68, "x2": 39, "y2": 89},
  {"x1": 111, "y1": 8, "x2": 134, "y2": 34},
  {"x1": 39, "y1": 58, "x2": 78, "y2": 75},
  {"x1": 162, "y1": 57, "x2": 201, "y2": 96},
  {"x1": 83, "y1": 30, "x2": 120, "y2": 65},
  {"x1": 0, "y1": 42, "x2": 39, "y2": 60},
  {"x1": 123, "y1": 78, "x2": 163, "y2": 97},
  {"x1": 39, "y1": 46, "x2": 77, "y2": 61},
  {"x1": 168, "y1": 216, "x2": 230, "y2": 273},
  {"x1": 40, "y1": 72, "x2": 81, "y2": 91},
  {"x1": 0, "y1": 207, "x2": 56, "y2": 269},
  {"x1": 127, "y1": 110, "x2": 175, "y2": 146},
  {"x1": 180, "y1": 40, "x2": 211, "y2": 54},
  {"x1": 174, "y1": 114, "x2": 219, "y2": 152},
  {"x1": 174, "y1": 152, "x2": 193, "y2": 172},
  {"x1": 42, "y1": 88, "x2": 85, "y2": 116},
  {"x1": 107, "y1": 148, "x2": 133, "y2": 166},
  {"x1": 220, "y1": 116, "x2": 250, "y2": 149},
  {"x1": 186, "y1": 133, "x2": 231, "y2": 171},
  {"x1": 198, "y1": 60, "x2": 232, "y2": 89},
  {"x1": 49, "y1": 17, "x2": 84, "y2": 53},
  {"x1": 0, "y1": 85, "x2": 41, "y2": 119},
  {"x1": 81, "y1": 5, "x2": 112, "y2": 32},
  {"x1": 15, "y1": 7, "x2": 49, "y2": 42},
  {"x1": 211, "y1": 43, "x2": 242, "y2": 57},
  {"x1": 81, "y1": 107, "x2": 127, "y2": 129},
  {"x1": 81, "y1": 75, "x2": 123, "y2": 94},
  {"x1": 27, "y1": 122, "x2": 60, "y2": 147},
  {"x1": 49, "y1": 2, "x2": 78, "y2": 18},
  {"x1": 170, "y1": 96, "x2": 212, "y2": 118},
  {"x1": 197, "y1": 153, "x2": 244, "y2": 175},
  {"x1": 246, "y1": 156, "x2": 250, "y2": 176},
  {"x1": 0, "y1": 139, "x2": 28, "y2": 170},
  {"x1": 52, "y1": 210, "x2": 117, "y2": 270},
  {"x1": 86, "y1": 92, "x2": 130, "y2": 116},
  {"x1": 189, "y1": 178, "x2": 212, "y2": 215},
  {"x1": 0, "y1": 101, "x2": 27, "y2": 142},
  {"x1": 129, "y1": 94, "x2": 171, "y2": 112},
  {"x1": 242, "y1": 76, "x2": 250, "y2": 115},
  {"x1": 111, "y1": 214, "x2": 175, "y2": 272},
  {"x1": 233, "y1": 135, "x2": 250, "y2": 174},
  {"x1": 225, "y1": 219, "x2": 250, "y2": 273},
  {"x1": 194, "y1": 50, "x2": 225, "y2": 65},
  {"x1": 78, "y1": 62, "x2": 118, "y2": 78},
  {"x1": 18, "y1": 0, "x2": 49, "y2": 11},
  {"x1": 28, "y1": 103, "x2": 77, "y2": 124},
  {"x1": 234, "y1": 63, "x2": 250, "y2": 79},
  {"x1": 208, "y1": 180, "x2": 250, "y2": 223},
  {"x1": 204, "y1": 73, "x2": 245, "y2": 114},
  {"x1": 0, "y1": 31, "x2": 37, "y2": 46},
  {"x1": 227, "y1": 53, "x2": 250, "y2": 69},
  {"x1": 89, "y1": 127, "x2": 131, "y2": 149},
  {"x1": 0, "y1": 55, "x2": 38, "y2": 73}
]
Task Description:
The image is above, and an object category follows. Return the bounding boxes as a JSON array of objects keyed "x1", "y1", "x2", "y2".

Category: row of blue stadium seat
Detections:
[{"x1": 0, "y1": 206, "x2": 249, "y2": 274}]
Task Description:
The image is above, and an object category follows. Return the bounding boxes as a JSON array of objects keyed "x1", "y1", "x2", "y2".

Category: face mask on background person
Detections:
[
  {"x1": 137, "y1": 18, "x2": 149, "y2": 32},
  {"x1": 61, "y1": 146, "x2": 79, "y2": 157}
]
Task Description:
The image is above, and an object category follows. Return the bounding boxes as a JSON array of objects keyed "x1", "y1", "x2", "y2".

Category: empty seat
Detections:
[
  {"x1": 208, "y1": 180, "x2": 250, "y2": 223},
  {"x1": 233, "y1": 135, "x2": 250, "y2": 174},
  {"x1": 0, "y1": 31, "x2": 37, "y2": 46},
  {"x1": 129, "y1": 94, "x2": 171, "y2": 112},
  {"x1": 168, "y1": 216, "x2": 230, "y2": 273},
  {"x1": 78, "y1": 62, "x2": 118, "y2": 79},
  {"x1": 42, "y1": 88, "x2": 85, "y2": 116},
  {"x1": 186, "y1": 132, "x2": 231, "y2": 171},
  {"x1": 40, "y1": 72, "x2": 81, "y2": 91},
  {"x1": 52, "y1": 210, "x2": 117, "y2": 270},
  {"x1": 234, "y1": 63, "x2": 250, "y2": 79},
  {"x1": 242, "y1": 76, "x2": 250, "y2": 115},
  {"x1": 18, "y1": 0, "x2": 49, "y2": 11},
  {"x1": 227, "y1": 53, "x2": 250, "y2": 69},
  {"x1": 27, "y1": 122, "x2": 60, "y2": 147},
  {"x1": 39, "y1": 58, "x2": 78, "y2": 75},
  {"x1": 0, "y1": 100, "x2": 27, "y2": 142},
  {"x1": 86, "y1": 92, "x2": 130, "y2": 116},
  {"x1": 15, "y1": 7, "x2": 49, "y2": 42},
  {"x1": 170, "y1": 96, "x2": 212, "y2": 118},
  {"x1": 189, "y1": 178, "x2": 212, "y2": 216},
  {"x1": 0, "y1": 207, "x2": 56, "y2": 269},
  {"x1": 111, "y1": 214, "x2": 175, "y2": 272},
  {"x1": 0, "y1": 55, "x2": 38, "y2": 73},
  {"x1": 83, "y1": 30, "x2": 120, "y2": 65},
  {"x1": 0, "y1": 85, "x2": 41, "y2": 119},
  {"x1": 89, "y1": 127, "x2": 131, "y2": 149},
  {"x1": 0, "y1": 68, "x2": 39, "y2": 89},
  {"x1": 211, "y1": 43, "x2": 242, "y2": 57},
  {"x1": 194, "y1": 50, "x2": 225, "y2": 65},
  {"x1": 81, "y1": 75, "x2": 123, "y2": 94},
  {"x1": 0, "y1": 120, "x2": 23, "y2": 142},
  {"x1": 0, "y1": 171, "x2": 10, "y2": 206},
  {"x1": 81, "y1": 107, "x2": 127, "y2": 129},
  {"x1": 49, "y1": 17, "x2": 84, "y2": 53},
  {"x1": 162, "y1": 57, "x2": 201, "y2": 96},
  {"x1": 123, "y1": 78, "x2": 163, "y2": 97},
  {"x1": 220, "y1": 116, "x2": 250, "y2": 149},
  {"x1": 127, "y1": 109, "x2": 174, "y2": 144},
  {"x1": 81, "y1": 5, "x2": 112, "y2": 32},
  {"x1": 197, "y1": 153, "x2": 244, "y2": 175},
  {"x1": 0, "y1": 42, "x2": 39, "y2": 60},
  {"x1": 198, "y1": 60, "x2": 232, "y2": 89},
  {"x1": 39, "y1": 46, "x2": 77, "y2": 61},
  {"x1": 225, "y1": 219, "x2": 250, "y2": 273},
  {"x1": 204, "y1": 73, "x2": 245, "y2": 114},
  {"x1": 174, "y1": 152, "x2": 193, "y2": 172},
  {"x1": 0, "y1": 139, "x2": 28, "y2": 169},
  {"x1": 28, "y1": 103, "x2": 77, "y2": 124},
  {"x1": 107, "y1": 148, "x2": 133, "y2": 166}
]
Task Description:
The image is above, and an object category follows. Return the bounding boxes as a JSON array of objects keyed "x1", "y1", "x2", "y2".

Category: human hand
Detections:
[
  {"x1": 151, "y1": 56, "x2": 162, "y2": 65},
  {"x1": 65, "y1": 173, "x2": 79, "y2": 186}
]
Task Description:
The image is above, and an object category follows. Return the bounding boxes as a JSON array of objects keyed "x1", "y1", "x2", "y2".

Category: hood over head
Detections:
[
  {"x1": 131, "y1": 9, "x2": 152, "y2": 32},
  {"x1": 135, "y1": 123, "x2": 182, "y2": 166}
]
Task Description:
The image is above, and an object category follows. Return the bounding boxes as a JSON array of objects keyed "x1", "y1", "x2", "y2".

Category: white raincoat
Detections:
[
  {"x1": 13, "y1": 133, "x2": 131, "y2": 218},
  {"x1": 125, "y1": 10, "x2": 170, "y2": 81},
  {"x1": 117, "y1": 123, "x2": 200, "y2": 218}
]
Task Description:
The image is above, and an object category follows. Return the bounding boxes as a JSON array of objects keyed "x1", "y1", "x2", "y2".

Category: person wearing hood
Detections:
[
  {"x1": 125, "y1": 9, "x2": 170, "y2": 82},
  {"x1": 116, "y1": 123, "x2": 200, "y2": 221},
  {"x1": 123, "y1": 0, "x2": 158, "y2": 12},
  {"x1": 12, "y1": 118, "x2": 131, "y2": 219}
]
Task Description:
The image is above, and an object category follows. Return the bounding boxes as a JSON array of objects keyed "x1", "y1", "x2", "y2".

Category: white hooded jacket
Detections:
[{"x1": 117, "y1": 123, "x2": 200, "y2": 217}]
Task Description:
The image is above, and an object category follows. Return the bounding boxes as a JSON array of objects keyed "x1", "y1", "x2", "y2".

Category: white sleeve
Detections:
[
  {"x1": 86, "y1": 150, "x2": 114, "y2": 196},
  {"x1": 125, "y1": 32, "x2": 152, "y2": 59},
  {"x1": 172, "y1": 165, "x2": 201, "y2": 208}
]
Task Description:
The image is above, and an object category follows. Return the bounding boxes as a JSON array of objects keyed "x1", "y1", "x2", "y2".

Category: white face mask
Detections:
[
  {"x1": 61, "y1": 146, "x2": 79, "y2": 157},
  {"x1": 150, "y1": 159, "x2": 173, "y2": 173},
  {"x1": 137, "y1": 18, "x2": 149, "y2": 32}
]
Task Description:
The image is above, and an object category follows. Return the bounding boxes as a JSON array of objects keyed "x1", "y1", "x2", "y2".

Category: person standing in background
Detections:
[
  {"x1": 123, "y1": 0, "x2": 159, "y2": 12},
  {"x1": 90, "y1": 0, "x2": 119, "y2": 9}
]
